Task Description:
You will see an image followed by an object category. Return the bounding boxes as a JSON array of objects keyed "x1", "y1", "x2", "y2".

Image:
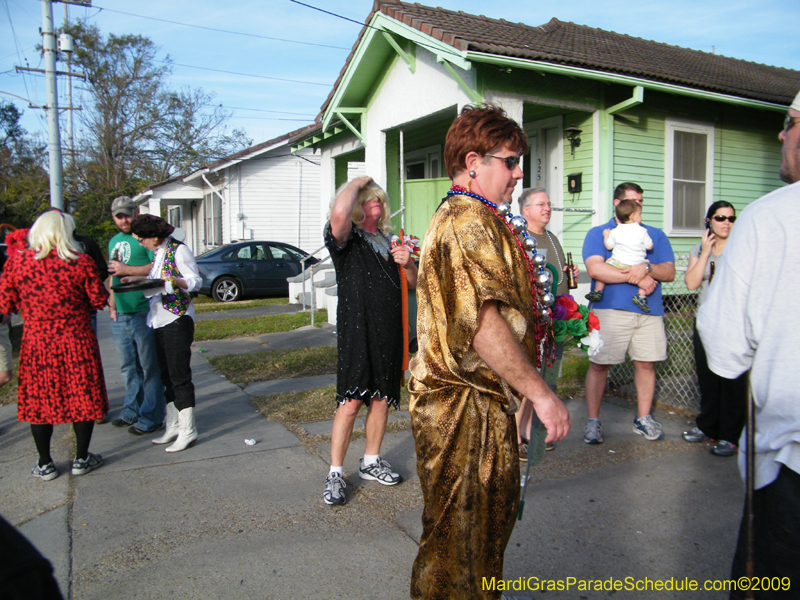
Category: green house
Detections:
[{"x1": 292, "y1": 0, "x2": 799, "y2": 295}]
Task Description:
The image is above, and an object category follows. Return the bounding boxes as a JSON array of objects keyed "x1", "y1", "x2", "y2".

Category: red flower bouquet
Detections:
[{"x1": 550, "y1": 294, "x2": 603, "y2": 356}]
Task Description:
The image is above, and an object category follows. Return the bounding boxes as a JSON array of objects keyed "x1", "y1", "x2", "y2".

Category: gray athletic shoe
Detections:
[
  {"x1": 72, "y1": 453, "x2": 103, "y2": 476},
  {"x1": 633, "y1": 415, "x2": 664, "y2": 441},
  {"x1": 583, "y1": 418, "x2": 603, "y2": 444},
  {"x1": 682, "y1": 426, "x2": 706, "y2": 443},
  {"x1": 31, "y1": 461, "x2": 58, "y2": 481},
  {"x1": 323, "y1": 472, "x2": 346, "y2": 505},
  {"x1": 711, "y1": 440, "x2": 738, "y2": 457}
]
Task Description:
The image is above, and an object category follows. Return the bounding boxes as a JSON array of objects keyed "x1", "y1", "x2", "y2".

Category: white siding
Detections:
[{"x1": 232, "y1": 147, "x2": 322, "y2": 254}]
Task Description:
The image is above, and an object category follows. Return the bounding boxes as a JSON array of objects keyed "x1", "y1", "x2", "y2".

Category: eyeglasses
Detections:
[
  {"x1": 784, "y1": 113, "x2": 798, "y2": 133},
  {"x1": 711, "y1": 215, "x2": 736, "y2": 223},
  {"x1": 485, "y1": 154, "x2": 521, "y2": 170}
]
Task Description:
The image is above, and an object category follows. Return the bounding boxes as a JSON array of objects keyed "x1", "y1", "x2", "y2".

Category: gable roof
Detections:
[
  {"x1": 138, "y1": 123, "x2": 321, "y2": 194},
  {"x1": 320, "y1": 0, "x2": 800, "y2": 117}
]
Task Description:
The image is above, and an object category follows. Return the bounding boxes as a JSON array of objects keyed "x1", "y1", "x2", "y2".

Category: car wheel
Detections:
[{"x1": 212, "y1": 277, "x2": 241, "y2": 302}]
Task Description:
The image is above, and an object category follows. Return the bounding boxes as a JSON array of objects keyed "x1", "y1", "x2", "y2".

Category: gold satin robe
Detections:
[{"x1": 409, "y1": 194, "x2": 540, "y2": 600}]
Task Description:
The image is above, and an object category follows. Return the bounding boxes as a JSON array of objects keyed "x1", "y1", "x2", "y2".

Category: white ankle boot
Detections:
[
  {"x1": 152, "y1": 402, "x2": 179, "y2": 445},
  {"x1": 165, "y1": 407, "x2": 198, "y2": 452}
]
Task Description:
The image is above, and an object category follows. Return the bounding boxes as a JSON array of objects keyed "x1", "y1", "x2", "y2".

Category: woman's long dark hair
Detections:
[{"x1": 705, "y1": 201, "x2": 735, "y2": 220}]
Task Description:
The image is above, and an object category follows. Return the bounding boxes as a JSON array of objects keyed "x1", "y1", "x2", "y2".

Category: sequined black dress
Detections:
[{"x1": 324, "y1": 222, "x2": 402, "y2": 408}]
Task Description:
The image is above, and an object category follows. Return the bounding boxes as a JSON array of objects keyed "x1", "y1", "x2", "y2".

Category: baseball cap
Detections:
[
  {"x1": 110, "y1": 196, "x2": 137, "y2": 216},
  {"x1": 792, "y1": 89, "x2": 800, "y2": 113}
]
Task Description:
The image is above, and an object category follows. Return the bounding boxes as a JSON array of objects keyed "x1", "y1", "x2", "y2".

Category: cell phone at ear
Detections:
[{"x1": 705, "y1": 220, "x2": 711, "y2": 230}]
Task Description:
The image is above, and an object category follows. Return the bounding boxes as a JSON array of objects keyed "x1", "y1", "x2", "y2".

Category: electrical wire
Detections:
[
  {"x1": 224, "y1": 106, "x2": 317, "y2": 117},
  {"x1": 91, "y1": 4, "x2": 350, "y2": 50},
  {"x1": 289, "y1": 0, "x2": 466, "y2": 62},
  {"x1": 170, "y1": 61, "x2": 331, "y2": 87},
  {"x1": 2, "y1": 0, "x2": 47, "y2": 128}
]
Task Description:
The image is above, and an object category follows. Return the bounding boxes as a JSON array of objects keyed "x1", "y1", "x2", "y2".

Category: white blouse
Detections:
[{"x1": 143, "y1": 239, "x2": 203, "y2": 329}]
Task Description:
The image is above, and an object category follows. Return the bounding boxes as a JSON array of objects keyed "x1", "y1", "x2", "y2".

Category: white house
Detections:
[{"x1": 134, "y1": 125, "x2": 326, "y2": 257}]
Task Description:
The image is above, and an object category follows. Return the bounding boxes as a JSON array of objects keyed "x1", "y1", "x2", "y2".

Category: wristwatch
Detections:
[{"x1": 645, "y1": 262, "x2": 653, "y2": 274}]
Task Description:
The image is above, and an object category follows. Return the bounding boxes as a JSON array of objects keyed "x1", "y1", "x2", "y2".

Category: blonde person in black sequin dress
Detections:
[{"x1": 322, "y1": 177, "x2": 418, "y2": 506}]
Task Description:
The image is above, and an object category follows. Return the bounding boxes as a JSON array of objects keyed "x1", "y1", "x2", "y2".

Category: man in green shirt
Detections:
[{"x1": 107, "y1": 196, "x2": 165, "y2": 434}]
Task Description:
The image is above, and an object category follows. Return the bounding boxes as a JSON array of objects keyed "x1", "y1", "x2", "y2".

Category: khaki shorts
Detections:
[
  {"x1": 0, "y1": 324, "x2": 11, "y2": 372},
  {"x1": 589, "y1": 308, "x2": 667, "y2": 365}
]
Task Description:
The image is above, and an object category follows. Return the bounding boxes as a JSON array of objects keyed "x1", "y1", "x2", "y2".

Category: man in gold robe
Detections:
[{"x1": 409, "y1": 105, "x2": 570, "y2": 600}]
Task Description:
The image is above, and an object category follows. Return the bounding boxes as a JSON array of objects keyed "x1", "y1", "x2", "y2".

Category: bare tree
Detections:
[{"x1": 63, "y1": 22, "x2": 251, "y2": 241}]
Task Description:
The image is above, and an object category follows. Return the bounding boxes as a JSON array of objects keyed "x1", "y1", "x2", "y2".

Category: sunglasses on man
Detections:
[
  {"x1": 485, "y1": 154, "x2": 521, "y2": 170},
  {"x1": 784, "y1": 113, "x2": 798, "y2": 133}
]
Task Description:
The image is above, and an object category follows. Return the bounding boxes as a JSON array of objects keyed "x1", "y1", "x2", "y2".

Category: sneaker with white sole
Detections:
[
  {"x1": 584, "y1": 418, "x2": 603, "y2": 444},
  {"x1": 323, "y1": 472, "x2": 346, "y2": 505},
  {"x1": 31, "y1": 461, "x2": 58, "y2": 481},
  {"x1": 359, "y1": 458, "x2": 401, "y2": 485},
  {"x1": 682, "y1": 426, "x2": 706, "y2": 443},
  {"x1": 72, "y1": 453, "x2": 103, "y2": 476},
  {"x1": 633, "y1": 415, "x2": 664, "y2": 441}
]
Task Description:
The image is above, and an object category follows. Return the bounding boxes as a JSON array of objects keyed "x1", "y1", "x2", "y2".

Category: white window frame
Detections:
[
  {"x1": 664, "y1": 118, "x2": 715, "y2": 236},
  {"x1": 203, "y1": 193, "x2": 222, "y2": 247},
  {"x1": 404, "y1": 144, "x2": 442, "y2": 180},
  {"x1": 168, "y1": 206, "x2": 182, "y2": 229}
]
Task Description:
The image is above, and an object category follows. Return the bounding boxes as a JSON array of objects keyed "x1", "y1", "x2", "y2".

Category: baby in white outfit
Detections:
[{"x1": 585, "y1": 199, "x2": 654, "y2": 312}]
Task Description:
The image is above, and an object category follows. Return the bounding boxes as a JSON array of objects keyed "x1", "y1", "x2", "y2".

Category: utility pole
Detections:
[
  {"x1": 41, "y1": 0, "x2": 64, "y2": 210},
  {"x1": 63, "y1": 2, "x2": 74, "y2": 170}
]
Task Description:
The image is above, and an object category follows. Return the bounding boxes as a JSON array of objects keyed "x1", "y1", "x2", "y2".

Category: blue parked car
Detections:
[{"x1": 196, "y1": 241, "x2": 318, "y2": 302}]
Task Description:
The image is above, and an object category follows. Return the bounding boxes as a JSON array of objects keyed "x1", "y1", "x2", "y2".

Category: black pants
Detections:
[
  {"x1": 154, "y1": 316, "x2": 195, "y2": 411},
  {"x1": 693, "y1": 324, "x2": 747, "y2": 444},
  {"x1": 730, "y1": 466, "x2": 800, "y2": 599}
]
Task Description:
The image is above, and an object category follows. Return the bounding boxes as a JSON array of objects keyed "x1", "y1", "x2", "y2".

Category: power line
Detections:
[
  {"x1": 170, "y1": 61, "x2": 331, "y2": 87},
  {"x1": 290, "y1": 0, "x2": 465, "y2": 62},
  {"x1": 223, "y1": 106, "x2": 317, "y2": 117},
  {"x1": 92, "y1": 4, "x2": 351, "y2": 50},
  {"x1": 2, "y1": 0, "x2": 47, "y2": 128}
]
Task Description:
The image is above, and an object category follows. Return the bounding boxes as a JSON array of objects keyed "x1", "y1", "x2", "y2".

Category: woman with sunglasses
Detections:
[{"x1": 682, "y1": 201, "x2": 746, "y2": 456}]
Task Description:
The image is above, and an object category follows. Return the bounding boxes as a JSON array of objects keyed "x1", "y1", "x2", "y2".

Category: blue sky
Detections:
[{"x1": 2, "y1": 0, "x2": 799, "y2": 152}]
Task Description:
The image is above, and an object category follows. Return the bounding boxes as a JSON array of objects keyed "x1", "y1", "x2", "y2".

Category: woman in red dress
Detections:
[{"x1": 0, "y1": 211, "x2": 109, "y2": 481}]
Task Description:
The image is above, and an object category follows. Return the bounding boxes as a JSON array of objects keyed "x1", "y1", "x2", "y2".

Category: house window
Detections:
[
  {"x1": 665, "y1": 119, "x2": 715, "y2": 235},
  {"x1": 203, "y1": 193, "x2": 222, "y2": 247},
  {"x1": 168, "y1": 206, "x2": 182, "y2": 229},
  {"x1": 404, "y1": 145, "x2": 442, "y2": 180}
]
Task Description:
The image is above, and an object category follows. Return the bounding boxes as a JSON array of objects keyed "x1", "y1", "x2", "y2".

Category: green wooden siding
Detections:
[
  {"x1": 402, "y1": 178, "x2": 451, "y2": 240},
  {"x1": 612, "y1": 95, "x2": 783, "y2": 255},
  {"x1": 560, "y1": 112, "x2": 595, "y2": 266}
]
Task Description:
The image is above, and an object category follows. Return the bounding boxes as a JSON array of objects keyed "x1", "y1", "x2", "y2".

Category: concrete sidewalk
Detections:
[{"x1": 0, "y1": 307, "x2": 745, "y2": 599}]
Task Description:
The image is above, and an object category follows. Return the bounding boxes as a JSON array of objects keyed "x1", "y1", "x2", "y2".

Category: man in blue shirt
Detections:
[{"x1": 582, "y1": 183, "x2": 675, "y2": 444}]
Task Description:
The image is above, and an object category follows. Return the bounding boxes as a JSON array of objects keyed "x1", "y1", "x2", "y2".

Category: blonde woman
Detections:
[
  {"x1": 322, "y1": 177, "x2": 418, "y2": 505},
  {"x1": 0, "y1": 211, "x2": 109, "y2": 480}
]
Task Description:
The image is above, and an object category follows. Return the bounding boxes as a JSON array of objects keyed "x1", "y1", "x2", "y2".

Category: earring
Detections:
[{"x1": 468, "y1": 169, "x2": 476, "y2": 178}]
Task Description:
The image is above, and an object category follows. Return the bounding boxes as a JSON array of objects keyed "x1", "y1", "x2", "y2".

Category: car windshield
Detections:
[{"x1": 195, "y1": 246, "x2": 229, "y2": 259}]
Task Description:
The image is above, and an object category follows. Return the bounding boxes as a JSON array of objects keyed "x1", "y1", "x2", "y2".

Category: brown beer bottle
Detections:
[
  {"x1": 567, "y1": 252, "x2": 578, "y2": 289},
  {"x1": 709, "y1": 261, "x2": 715, "y2": 284}
]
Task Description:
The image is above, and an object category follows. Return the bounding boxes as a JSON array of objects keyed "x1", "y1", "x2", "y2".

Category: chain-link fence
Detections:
[{"x1": 607, "y1": 254, "x2": 701, "y2": 414}]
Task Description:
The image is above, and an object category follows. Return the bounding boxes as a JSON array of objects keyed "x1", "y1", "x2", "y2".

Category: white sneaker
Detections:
[
  {"x1": 633, "y1": 415, "x2": 664, "y2": 441},
  {"x1": 359, "y1": 458, "x2": 401, "y2": 485},
  {"x1": 324, "y1": 472, "x2": 346, "y2": 505}
]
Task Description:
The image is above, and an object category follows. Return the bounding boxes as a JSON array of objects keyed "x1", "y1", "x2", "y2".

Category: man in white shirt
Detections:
[{"x1": 697, "y1": 90, "x2": 800, "y2": 592}]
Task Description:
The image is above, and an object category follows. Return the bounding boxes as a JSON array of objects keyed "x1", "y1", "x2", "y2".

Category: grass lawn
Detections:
[
  {"x1": 557, "y1": 347, "x2": 590, "y2": 399},
  {"x1": 0, "y1": 357, "x2": 19, "y2": 407},
  {"x1": 208, "y1": 346, "x2": 337, "y2": 384},
  {"x1": 194, "y1": 309, "x2": 328, "y2": 341},
  {"x1": 193, "y1": 295, "x2": 289, "y2": 314},
  {"x1": 252, "y1": 384, "x2": 411, "y2": 426}
]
